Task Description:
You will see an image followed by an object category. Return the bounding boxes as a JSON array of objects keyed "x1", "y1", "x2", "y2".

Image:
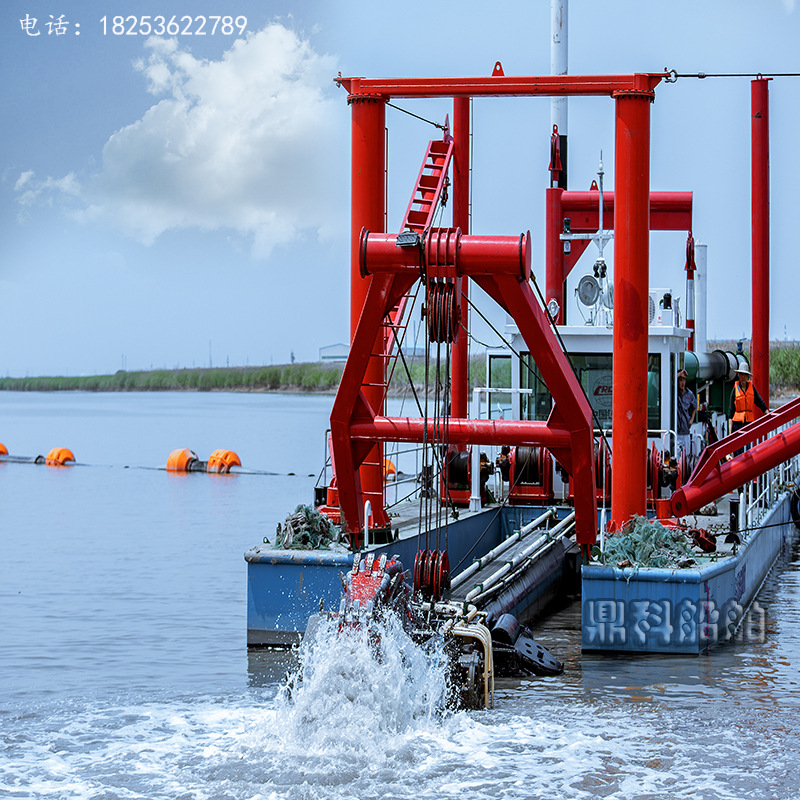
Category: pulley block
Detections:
[
  {"x1": 413, "y1": 548, "x2": 451, "y2": 601},
  {"x1": 426, "y1": 280, "x2": 459, "y2": 343}
]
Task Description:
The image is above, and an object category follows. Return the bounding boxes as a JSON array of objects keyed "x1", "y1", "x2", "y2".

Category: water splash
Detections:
[{"x1": 274, "y1": 614, "x2": 449, "y2": 760}]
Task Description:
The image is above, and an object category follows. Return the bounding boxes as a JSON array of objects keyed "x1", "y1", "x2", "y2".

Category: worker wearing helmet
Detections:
[{"x1": 728, "y1": 366, "x2": 768, "y2": 437}]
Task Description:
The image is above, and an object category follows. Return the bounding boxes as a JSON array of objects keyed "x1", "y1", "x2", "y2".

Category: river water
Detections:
[{"x1": 1, "y1": 391, "x2": 799, "y2": 799}]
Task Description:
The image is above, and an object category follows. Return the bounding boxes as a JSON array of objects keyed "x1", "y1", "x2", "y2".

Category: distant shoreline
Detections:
[
  {"x1": 0, "y1": 364, "x2": 345, "y2": 394},
  {"x1": 0, "y1": 358, "x2": 487, "y2": 395},
  {"x1": 1, "y1": 349, "x2": 797, "y2": 397}
]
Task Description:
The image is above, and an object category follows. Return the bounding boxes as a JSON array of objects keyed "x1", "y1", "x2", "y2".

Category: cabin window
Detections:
[
  {"x1": 570, "y1": 354, "x2": 614, "y2": 430},
  {"x1": 568, "y1": 353, "x2": 661, "y2": 432},
  {"x1": 488, "y1": 350, "x2": 662, "y2": 431},
  {"x1": 520, "y1": 353, "x2": 553, "y2": 421},
  {"x1": 647, "y1": 354, "x2": 661, "y2": 432},
  {"x1": 487, "y1": 354, "x2": 512, "y2": 419}
]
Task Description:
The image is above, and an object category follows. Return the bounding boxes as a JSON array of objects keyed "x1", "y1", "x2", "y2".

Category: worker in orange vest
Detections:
[{"x1": 728, "y1": 366, "x2": 768, "y2": 436}]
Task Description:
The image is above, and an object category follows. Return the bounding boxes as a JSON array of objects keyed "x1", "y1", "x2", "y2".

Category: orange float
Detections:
[
  {"x1": 166, "y1": 448, "x2": 198, "y2": 472},
  {"x1": 207, "y1": 449, "x2": 241, "y2": 473},
  {"x1": 45, "y1": 447, "x2": 75, "y2": 466},
  {"x1": 0, "y1": 443, "x2": 8, "y2": 455}
]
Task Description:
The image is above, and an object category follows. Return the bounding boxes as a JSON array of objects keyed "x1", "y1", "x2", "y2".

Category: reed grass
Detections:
[
  {"x1": 3, "y1": 345, "x2": 795, "y2": 395},
  {"x1": 0, "y1": 356, "x2": 488, "y2": 394}
]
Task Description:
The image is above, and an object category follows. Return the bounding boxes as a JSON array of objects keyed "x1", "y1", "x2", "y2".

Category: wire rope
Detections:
[{"x1": 386, "y1": 101, "x2": 446, "y2": 129}]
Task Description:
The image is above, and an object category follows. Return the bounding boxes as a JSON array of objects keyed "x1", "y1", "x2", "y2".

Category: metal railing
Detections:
[{"x1": 741, "y1": 421, "x2": 800, "y2": 535}]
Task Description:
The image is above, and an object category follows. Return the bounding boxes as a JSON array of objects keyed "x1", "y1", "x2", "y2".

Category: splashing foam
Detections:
[{"x1": 273, "y1": 614, "x2": 449, "y2": 760}]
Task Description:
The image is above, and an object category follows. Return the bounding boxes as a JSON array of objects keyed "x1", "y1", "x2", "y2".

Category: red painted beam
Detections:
[
  {"x1": 545, "y1": 187, "x2": 565, "y2": 324},
  {"x1": 451, "y1": 97, "x2": 470, "y2": 420},
  {"x1": 350, "y1": 416, "x2": 572, "y2": 449},
  {"x1": 560, "y1": 191, "x2": 692, "y2": 231},
  {"x1": 337, "y1": 73, "x2": 665, "y2": 99},
  {"x1": 474, "y1": 272, "x2": 597, "y2": 545},
  {"x1": 545, "y1": 190, "x2": 691, "y2": 326},
  {"x1": 331, "y1": 272, "x2": 416, "y2": 537},
  {"x1": 349, "y1": 96, "x2": 387, "y2": 534},
  {"x1": 685, "y1": 395, "x2": 800, "y2": 489},
  {"x1": 672, "y1": 396, "x2": 800, "y2": 516},
  {"x1": 360, "y1": 230, "x2": 531, "y2": 279},
  {"x1": 671, "y1": 421, "x2": 800, "y2": 516},
  {"x1": 610, "y1": 90, "x2": 653, "y2": 529},
  {"x1": 751, "y1": 77, "x2": 771, "y2": 409}
]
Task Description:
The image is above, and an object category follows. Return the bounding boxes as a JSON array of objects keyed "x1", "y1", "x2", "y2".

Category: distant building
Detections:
[
  {"x1": 319, "y1": 342, "x2": 443, "y2": 362},
  {"x1": 319, "y1": 343, "x2": 349, "y2": 362}
]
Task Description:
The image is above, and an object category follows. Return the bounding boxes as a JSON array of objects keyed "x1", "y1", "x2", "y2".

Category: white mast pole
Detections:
[
  {"x1": 551, "y1": 0, "x2": 568, "y2": 187},
  {"x1": 694, "y1": 243, "x2": 708, "y2": 353}
]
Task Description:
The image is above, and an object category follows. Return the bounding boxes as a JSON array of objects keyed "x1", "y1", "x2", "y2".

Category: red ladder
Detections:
[
  {"x1": 379, "y1": 135, "x2": 455, "y2": 404},
  {"x1": 401, "y1": 137, "x2": 454, "y2": 233}
]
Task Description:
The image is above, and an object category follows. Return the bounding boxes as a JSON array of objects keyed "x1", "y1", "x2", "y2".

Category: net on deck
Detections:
[{"x1": 596, "y1": 515, "x2": 695, "y2": 569}]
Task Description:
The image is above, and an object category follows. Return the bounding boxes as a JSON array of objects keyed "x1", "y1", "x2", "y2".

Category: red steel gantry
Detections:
[{"x1": 332, "y1": 70, "x2": 669, "y2": 547}]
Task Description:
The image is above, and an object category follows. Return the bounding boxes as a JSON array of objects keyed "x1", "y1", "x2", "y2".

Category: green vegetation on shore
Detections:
[
  {"x1": 0, "y1": 357, "x2": 489, "y2": 394},
  {"x1": 769, "y1": 346, "x2": 800, "y2": 388},
  {"x1": 2, "y1": 346, "x2": 798, "y2": 394}
]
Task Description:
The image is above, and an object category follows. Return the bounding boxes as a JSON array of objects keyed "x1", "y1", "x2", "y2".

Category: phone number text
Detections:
[{"x1": 100, "y1": 15, "x2": 247, "y2": 36}]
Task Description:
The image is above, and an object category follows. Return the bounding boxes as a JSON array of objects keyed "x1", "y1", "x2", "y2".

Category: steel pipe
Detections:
[
  {"x1": 464, "y1": 512, "x2": 576, "y2": 603},
  {"x1": 611, "y1": 90, "x2": 652, "y2": 528},
  {"x1": 349, "y1": 96, "x2": 388, "y2": 535},
  {"x1": 545, "y1": 187, "x2": 566, "y2": 323},
  {"x1": 551, "y1": 0, "x2": 568, "y2": 189},
  {"x1": 450, "y1": 508, "x2": 557, "y2": 590},
  {"x1": 559, "y1": 190, "x2": 692, "y2": 229},
  {"x1": 751, "y1": 77, "x2": 771, "y2": 407},
  {"x1": 337, "y1": 73, "x2": 665, "y2": 100},
  {"x1": 683, "y1": 350, "x2": 739, "y2": 382},
  {"x1": 360, "y1": 230, "x2": 531, "y2": 280},
  {"x1": 451, "y1": 97, "x2": 471, "y2": 421},
  {"x1": 672, "y1": 423, "x2": 800, "y2": 516},
  {"x1": 694, "y1": 242, "x2": 708, "y2": 354},
  {"x1": 349, "y1": 416, "x2": 572, "y2": 449}
]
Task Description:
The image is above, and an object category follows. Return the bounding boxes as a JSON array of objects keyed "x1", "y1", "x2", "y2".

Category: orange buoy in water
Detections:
[
  {"x1": 207, "y1": 449, "x2": 241, "y2": 473},
  {"x1": 166, "y1": 448, "x2": 199, "y2": 472},
  {"x1": 383, "y1": 458, "x2": 396, "y2": 480},
  {"x1": 0, "y1": 443, "x2": 8, "y2": 455},
  {"x1": 45, "y1": 447, "x2": 75, "y2": 466}
]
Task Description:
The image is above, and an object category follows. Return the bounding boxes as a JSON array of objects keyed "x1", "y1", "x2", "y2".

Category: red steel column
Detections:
[
  {"x1": 350, "y1": 94, "x2": 387, "y2": 527},
  {"x1": 751, "y1": 77, "x2": 771, "y2": 409},
  {"x1": 545, "y1": 187, "x2": 565, "y2": 323},
  {"x1": 611, "y1": 89, "x2": 653, "y2": 528},
  {"x1": 451, "y1": 97, "x2": 471, "y2": 419}
]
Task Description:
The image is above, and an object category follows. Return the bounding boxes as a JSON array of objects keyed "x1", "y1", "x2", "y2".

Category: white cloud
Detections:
[
  {"x1": 14, "y1": 171, "x2": 80, "y2": 220},
  {"x1": 16, "y1": 23, "x2": 346, "y2": 258}
]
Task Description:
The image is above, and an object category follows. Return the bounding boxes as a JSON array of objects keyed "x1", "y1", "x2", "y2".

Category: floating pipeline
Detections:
[
  {"x1": 0, "y1": 445, "x2": 76, "y2": 466},
  {"x1": 165, "y1": 448, "x2": 242, "y2": 474},
  {"x1": 0, "y1": 445, "x2": 305, "y2": 477}
]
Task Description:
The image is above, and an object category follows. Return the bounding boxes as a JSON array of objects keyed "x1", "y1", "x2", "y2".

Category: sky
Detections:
[{"x1": 1, "y1": 0, "x2": 799, "y2": 377}]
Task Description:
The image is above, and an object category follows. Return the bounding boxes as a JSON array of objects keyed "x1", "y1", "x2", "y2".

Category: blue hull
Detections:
[
  {"x1": 246, "y1": 506, "x2": 572, "y2": 646},
  {"x1": 581, "y1": 492, "x2": 797, "y2": 654}
]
